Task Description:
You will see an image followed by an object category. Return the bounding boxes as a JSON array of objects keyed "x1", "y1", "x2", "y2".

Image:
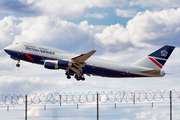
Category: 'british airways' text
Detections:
[{"x1": 25, "y1": 46, "x2": 55, "y2": 55}]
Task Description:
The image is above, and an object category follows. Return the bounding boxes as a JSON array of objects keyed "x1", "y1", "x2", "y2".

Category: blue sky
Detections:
[{"x1": 0, "y1": 0, "x2": 180, "y2": 119}]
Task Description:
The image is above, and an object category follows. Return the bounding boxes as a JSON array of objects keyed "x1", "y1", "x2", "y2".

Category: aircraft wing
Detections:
[
  {"x1": 71, "y1": 50, "x2": 96, "y2": 63},
  {"x1": 67, "y1": 50, "x2": 96, "y2": 76}
]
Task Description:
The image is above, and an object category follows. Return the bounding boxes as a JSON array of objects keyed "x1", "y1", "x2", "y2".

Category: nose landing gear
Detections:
[
  {"x1": 16, "y1": 60, "x2": 20, "y2": 67},
  {"x1": 16, "y1": 64, "x2": 20, "y2": 67}
]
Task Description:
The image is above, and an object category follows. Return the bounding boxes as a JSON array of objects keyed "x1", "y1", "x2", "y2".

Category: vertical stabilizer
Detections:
[{"x1": 133, "y1": 45, "x2": 175, "y2": 70}]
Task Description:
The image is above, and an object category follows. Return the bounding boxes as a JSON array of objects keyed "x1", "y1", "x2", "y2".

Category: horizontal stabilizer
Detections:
[{"x1": 138, "y1": 70, "x2": 160, "y2": 74}]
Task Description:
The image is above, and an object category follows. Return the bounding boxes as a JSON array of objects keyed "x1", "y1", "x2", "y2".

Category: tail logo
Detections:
[{"x1": 161, "y1": 49, "x2": 168, "y2": 57}]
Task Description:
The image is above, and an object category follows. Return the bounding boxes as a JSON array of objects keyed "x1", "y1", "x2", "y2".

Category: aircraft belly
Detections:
[{"x1": 83, "y1": 65, "x2": 146, "y2": 77}]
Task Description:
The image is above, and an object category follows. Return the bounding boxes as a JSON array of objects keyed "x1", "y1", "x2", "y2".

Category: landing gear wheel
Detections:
[
  {"x1": 75, "y1": 74, "x2": 85, "y2": 81},
  {"x1": 75, "y1": 74, "x2": 80, "y2": 81},
  {"x1": 81, "y1": 77, "x2": 85, "y2": 81},
  {"x1": 16, "y1": 64, "x2": 20, "y2": 67},
  {"x1": 75, "y1": 74, "x2": 78, "y2": 79},
  {"x1": 67, "y1": 75, "x2": 71, "y2": 79}
]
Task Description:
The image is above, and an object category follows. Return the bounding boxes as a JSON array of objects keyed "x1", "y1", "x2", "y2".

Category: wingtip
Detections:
[{"x1": 88, "y1": 50, "x2": 96, "y2": 55}]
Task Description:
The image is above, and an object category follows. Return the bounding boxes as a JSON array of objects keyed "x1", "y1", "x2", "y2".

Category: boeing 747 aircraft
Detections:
[{"x1": 4, "y1": 42, "x2": 175, "y2": 81}]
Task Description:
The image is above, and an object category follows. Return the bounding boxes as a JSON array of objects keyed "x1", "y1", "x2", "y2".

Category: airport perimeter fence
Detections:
[{"x1": 0, "y1": 90, "x2": 180, "y2": 120}]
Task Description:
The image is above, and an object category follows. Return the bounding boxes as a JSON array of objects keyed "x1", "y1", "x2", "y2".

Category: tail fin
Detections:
[{"x1": 133, "y1": 45, "x2": 175, "y2": 70}]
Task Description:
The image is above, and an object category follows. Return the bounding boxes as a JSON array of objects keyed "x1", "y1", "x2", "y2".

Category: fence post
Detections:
[
  {"x1": 170, "y1": 90, "x2": 172, "y2": 120},
  {"x1": 60, "y1": 95, "x2": 61, "y2": 106},
  {"x1": 133, "y1": 94, "x2": 135, "y2": 105},
  {"x1": 97, "y1": 93, "x2": 99, "y2": 120},
  {"x1": 25, "y1": 95, "x2": 27, "y2": 120},
  {"x1": 44, "y1": 105, "x2": 46, "y2": 110}
]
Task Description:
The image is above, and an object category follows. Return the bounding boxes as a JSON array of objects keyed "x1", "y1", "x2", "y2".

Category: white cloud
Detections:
[
  {"x1": 85, "y1": 13, "x2": 108, "y2": 19},
  {"x1": 95, "y1": 23, "x2": 130, "y2": 50},
  {"x1": 131, "y1": 0, "x2": 180, "y2": 8},
  {"x1": 127, "y1": 8, "x2": 180, "y2": 47},
  {"x1": 95, "y1": 8, "x2": 180, "y2": 49},
  {"x1": 35, "y1": 0, "x2": 87, "y2": 19},
  {"x1": 13, "y1": 16, "x2": 104, "y2": 52},
  {"x1": 0, "y1": 16, "x2": 21, "y2": 50},
  {"x1": 34, "y1": 0, "x2": 128, "y2": 19},
  {"x1": 88, "y1": 0, "x2": 129, "y2": 7},
  {"x1": 0, "y1": 0, "x2": 129, "y2": 20},
  {"x1": 116, "y1": 9, "x2": 137, "y2": 18}
]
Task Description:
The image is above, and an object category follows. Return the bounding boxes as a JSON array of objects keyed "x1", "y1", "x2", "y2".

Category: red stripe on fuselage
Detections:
[
  {"x1": 25, "y1": 53, "x2": 34, "y2": 61},
  {"x1": 148, "y1": 57, "x2": 162, "y2": 69}
]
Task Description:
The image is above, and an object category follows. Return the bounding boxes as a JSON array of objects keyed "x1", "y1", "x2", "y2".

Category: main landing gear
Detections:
[
  {"x1": 74, "y1": 74, "x2": 85, "y2": 81},
  {"x1": 67, "y1": 75, "x2": 71, "y2": 79},
  {"x1": 65, "y1": 72, "x2": 71, "y2": 79},
  {"x1": 65, "y1": 72, "x2": 85, "y2": 81},
  {"x1": 16, "y1": 60, "x2": 20, "y2": 67}
]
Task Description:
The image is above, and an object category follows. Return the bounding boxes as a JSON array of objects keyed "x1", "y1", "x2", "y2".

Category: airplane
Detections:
[{"x1": 4, "y1": 42, "x2": 175, "y2": 81}]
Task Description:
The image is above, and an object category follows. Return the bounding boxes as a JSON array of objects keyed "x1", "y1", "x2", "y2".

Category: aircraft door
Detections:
[
  {"x1": 126, "y1": 68, "x2": 131, "y2": 75},
  {"x1": 124, "y1": 66, "x2": 131, "y2": 76}
]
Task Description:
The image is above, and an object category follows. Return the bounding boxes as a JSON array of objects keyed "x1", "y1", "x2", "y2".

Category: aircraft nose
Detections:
[
  {"x1": 4, "y1": 45, "x2": 12, "y2": 54},
  {"x1": 4, "y1": 47, "x2": 8, "y2": 53}
]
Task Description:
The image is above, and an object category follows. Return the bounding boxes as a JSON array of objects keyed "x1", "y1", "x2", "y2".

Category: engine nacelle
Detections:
[
  {"x1": 44, "y1": 59, "x2": 72, "y2": 70},
  {"x1": 44, "y1": 60, "x2": 58, "y2": 70},
  {"x1": 57, "y1": 59, "x2": 72, "y2": 69}
]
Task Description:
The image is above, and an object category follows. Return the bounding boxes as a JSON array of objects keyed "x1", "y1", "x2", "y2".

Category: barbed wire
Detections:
[{"x1": 0, "y1": 90, "x2": 180, "y2": 105}]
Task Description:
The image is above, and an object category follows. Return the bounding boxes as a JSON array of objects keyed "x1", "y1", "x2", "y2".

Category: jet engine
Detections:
[
  {"x1": 44, "y1": 59, "x2": 72, "y2": 70},
  {"x1": 57, "y1": 59, "x2": 72, "y2": 68},
  {"x1": 44, "y1": 60, "x2": 58, "y2": 69}
]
